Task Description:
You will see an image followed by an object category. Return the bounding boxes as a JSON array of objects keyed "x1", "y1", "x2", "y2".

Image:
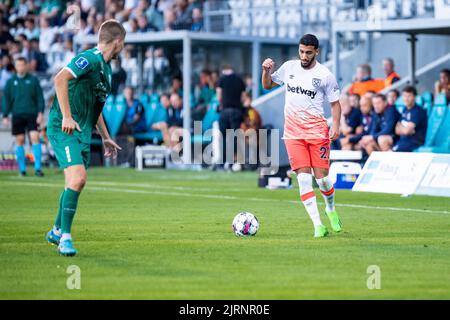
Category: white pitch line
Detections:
[
  {"x1": 2, "y1": 180, "x2": 450, "y2": 215},
  {"x1": 87, "y1": 180, "x2": 253, "y2": 193}
]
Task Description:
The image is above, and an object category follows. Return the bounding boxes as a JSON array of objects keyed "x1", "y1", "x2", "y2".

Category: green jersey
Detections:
[
  {"x1": 2, "y1": 73, "x2": 45, "y2": 117},
  {"x1": 47, "y1": 47, "x2": 112, "y2": 143}
]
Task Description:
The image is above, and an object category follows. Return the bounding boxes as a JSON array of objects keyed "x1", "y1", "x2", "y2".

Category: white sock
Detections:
[
  {"x1": 60, "y1": 233, "x2": 72, "y2": 242},
  {"x1": 52, "y1": 226, "x2": 61, "y2": 237},
  {"x1": 297, "y1": 173, "x2": 322, "y2": 227},
  {"x1": 315, "y1": 176, "x2": 335, "y2": 213}
]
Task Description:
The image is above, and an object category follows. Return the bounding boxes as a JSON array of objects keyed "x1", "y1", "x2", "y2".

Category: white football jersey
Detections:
[{"x1": 271, "y1": 60, "x2": 340, "y2": 139}]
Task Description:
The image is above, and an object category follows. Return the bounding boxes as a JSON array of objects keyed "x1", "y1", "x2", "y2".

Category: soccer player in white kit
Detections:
[{"x1": 262, "y1": 34, "x2": 343, "y2": 238}]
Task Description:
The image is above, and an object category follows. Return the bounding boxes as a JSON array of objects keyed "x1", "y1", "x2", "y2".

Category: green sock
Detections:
[
  {"x1": 61, "y1": 188, "x2": 80, "y2": 234},
  {"x1": 54, "y1": 189, "x2": 65, "y2": 229}
]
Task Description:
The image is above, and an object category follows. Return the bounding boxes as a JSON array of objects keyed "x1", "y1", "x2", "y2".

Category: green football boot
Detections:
[
  {"x1": 314, "y1": 225, "x2": 329, "y2": 238},
  {"x1": 326, "y1": 210, "x2": 343, "y2": 232}
]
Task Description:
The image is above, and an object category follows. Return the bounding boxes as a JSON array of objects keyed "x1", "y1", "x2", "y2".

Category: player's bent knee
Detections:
[
  {"x1": 295, "y1": 167, "x2": 312, "y2": 175},
  {"x1": 65, "y1": 166, "x2": 87, "y2": 191},
  {"x1": 70, "y1": 176, "x2": 86, "y2": 191},
  {"x1": 313, "y1": 168, "x2": 329, "y2": 179}
]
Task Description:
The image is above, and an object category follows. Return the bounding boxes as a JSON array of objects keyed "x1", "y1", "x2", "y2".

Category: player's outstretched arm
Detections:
[
  {"x1": 54, "y1": 68, "x2": 81, "y2": 134},
  {"x1": 261, "y1": 58, "x2": 278, "y2": 90},
  {"x1": 96, "y1": 113, "x2": 122, "y2": 159},
  {"x1": 329, "y1": 100, "x2": 341, "y2": 141}
]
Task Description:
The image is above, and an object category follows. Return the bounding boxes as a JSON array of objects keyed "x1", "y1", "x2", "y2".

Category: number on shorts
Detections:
[
  {"x1": 320, "y1": 146, "x2": 328, "y2": 159},
  {"x1": 65, "y1": 146, "x2": 72, "y2": 163}
]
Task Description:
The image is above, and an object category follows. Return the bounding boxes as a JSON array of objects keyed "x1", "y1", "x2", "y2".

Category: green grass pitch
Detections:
[{"x1": 0, "y1": 167, "x2": 449, "y2": 299}]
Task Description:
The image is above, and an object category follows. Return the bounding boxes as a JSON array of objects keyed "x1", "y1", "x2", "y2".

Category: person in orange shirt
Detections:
[
  {"x1": 347, "y1": 64, "x2": 385, "y2": 96},
  {"x1": 383, "y1": 58, "x2": 401, "y2": 88}
]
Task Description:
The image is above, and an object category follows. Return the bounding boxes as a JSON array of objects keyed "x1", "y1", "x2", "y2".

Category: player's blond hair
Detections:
[{"x1": 99, "y1": 19, "x2": 126, "y2": 44}]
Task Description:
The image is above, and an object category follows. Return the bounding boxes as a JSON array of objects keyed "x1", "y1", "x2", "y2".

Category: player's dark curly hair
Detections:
[{"x1": 299, "y1": 34, "x2": 319, "y2": 49}]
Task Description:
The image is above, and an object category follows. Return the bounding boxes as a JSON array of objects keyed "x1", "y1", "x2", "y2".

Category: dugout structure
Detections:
[
  {"x1": 74, "y1": 30, "x2": 297, "y2": 165},
  {"x1": 332, "y1": 18, "x2": 450, "y2": 87}
]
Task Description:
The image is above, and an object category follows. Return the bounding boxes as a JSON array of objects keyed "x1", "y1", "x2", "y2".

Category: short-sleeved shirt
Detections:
[
  {"x1": 217, "y1": 73, "x2": 246, "y2": 109},
  {"x1": 47, "y1": 47, "x2": 112, "y2": 144},
  {"x1": 397, "y1": 104, "x2": 428, "y2": 146},
  {"x1": 271, "y1": 60, "x2": 340, "y2": 140}
]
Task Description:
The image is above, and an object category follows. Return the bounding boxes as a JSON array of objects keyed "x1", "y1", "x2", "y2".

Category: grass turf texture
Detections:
[{"x1": 0, "y1": 167, "x2": 449, "y2": 299}]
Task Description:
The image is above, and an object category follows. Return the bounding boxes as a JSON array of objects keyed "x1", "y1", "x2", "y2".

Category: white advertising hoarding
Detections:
[
  {"x1": 416, "y1": 154, "x2": 450, "y2": 197},
  {"x1": 352, "y1": 152, "x2": 434, "y2": 196}
]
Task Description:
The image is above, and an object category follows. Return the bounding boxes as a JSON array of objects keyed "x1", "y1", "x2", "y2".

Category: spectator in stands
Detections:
[
  {"x1": 169, "y1": 0, "x2": 193, "y2": 30},
  {"x1": 192, "y1": 69, "x2": 214, "y2": 121},
  {"x1": 9, "y1": 40, "x2": 22, "y2": 61},
  {"x1": 40, "y1": 0, "x2": 64, "y2": 26},
  {"x1": 240, "y1": 91, "x2": 261, "y2": 170},
  {"x1": 146, "y1": 3, "x2": 165, "y2": 31},
  {"x1": 393, "y1": 86, "x2": 428, "y2": 152},
  {"x1": 191, "y1": 7, "x2": 203, "y2": 31},
  {"x1": 348, "y1": 95, "x2": 373, "y2": 150},
  {"x1": 152, "y1": 92, "x2": 184, "y2": 150},
  {"x1": 0, "y1": 55, "x2": 14, "y2": 90},
  {"x1": 211, "y1": 70, "x2": 220, "y2": 88},
  {"x1": 387, "y1": 89, "x2": 400, "y2": 107},
  {"x1": 435, "y1": 69, "x2": 450, "y2": 102},
  {"x1": 23, "y1": 18, "x2": 39, "y2": 40},
  {"x1": 47, "y1": 32, "x2": 65, "y2": 71},
  {"x1": 39, "y1": 16, "x2": 57, "y2": 54},
  {"x1": 240, "y1": 91, "x2": 261, "y2": 133},
  {"x1": 121, "y1": 86, "x2": 147, "y2": 134},
  {"x1": 216, "y1": 64, "x2": 246, "y2": 167},
  {"x1": 164, "y1": 8, "x2": 176, "y2": 31},
  {"x1": 137, "y1": 14, "x2": 158, "y2": 32},
  {"x1": 129, "y1": 0, "x2": 149, "y2": 20},
  {"x1": 167, "y1": 92, "x2": 184, "y2": 149},
  {"x1": 243, "y1": 73, "x2": 253, "y2": 96},
  {"x1": 117, "y1": 87, "x2": 146, "y2": 166},
  {"x1": 195, "y1": 69, "x2": 214, "y2": 103},
  {"x1": 122, "y1": 45, "x2": 138, "y2": 88},
  {"x1": 0, "y1": 22, "x2": 14, "y2": 55},
  {"x1": 143, "y1": 47, "x2": 170, "y2": 92},
  {"x1": 30, "y1": 39, "x2": 49, "y2": 72},
  {"x1": 363, "y1": 90, "x2": 376, "y2": 102},
  {"x1": 359, "y1": 93, "x2": 400, "y2": 155},
  {"x1": 111, "y1": 57, "x2": 127, "y2": 96},
  {"x1": 349, "y1": 93, "x2": 360, "y2": 110},
  {"x1": 383, "y1": 58, "x2": 401, "y2": 87},
  {"x1": 347, "y1": 64, "x2": 385, "y2": 97},
  {"x1": 338, "y1": 94, "x2": 362, "y2": 150},
  {"x1": 152, "y1": 93, "x2": 171, "y2": 147},
  {"x1": 171, "y1": 75, "x2": 183, "y2": 96}
]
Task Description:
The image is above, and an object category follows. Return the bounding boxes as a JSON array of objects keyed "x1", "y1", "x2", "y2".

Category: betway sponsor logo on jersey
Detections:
[{"x1": 287, "y1": 84, "x2": 317, "y2": 99}]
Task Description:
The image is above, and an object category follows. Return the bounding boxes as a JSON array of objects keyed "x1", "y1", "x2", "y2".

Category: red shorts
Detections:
[{"x1": 284, "y1": 139, "x2": 331, "y2": 171}]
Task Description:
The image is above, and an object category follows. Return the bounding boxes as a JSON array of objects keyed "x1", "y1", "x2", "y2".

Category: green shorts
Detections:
[{"x1": 48, "y1": 134, "x2": 90, "y2": 169}]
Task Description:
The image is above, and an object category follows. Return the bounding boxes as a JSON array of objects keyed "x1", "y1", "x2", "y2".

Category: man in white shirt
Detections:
[{"x1": 262, "y1": 34, "x2": 343, "y2": 238}]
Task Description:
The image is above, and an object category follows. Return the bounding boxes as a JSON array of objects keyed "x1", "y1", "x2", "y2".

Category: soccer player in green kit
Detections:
[{"x1": 45, "y1": 20, "x2": 126, "y2": 256}]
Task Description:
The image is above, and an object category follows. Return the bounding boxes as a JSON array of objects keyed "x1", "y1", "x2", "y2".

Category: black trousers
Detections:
[{"x1": 219, "y1": 108, "x2": 243, "y2": 164}]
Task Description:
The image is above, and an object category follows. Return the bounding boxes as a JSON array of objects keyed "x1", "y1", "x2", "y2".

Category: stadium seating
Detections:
[
  {"x1": 416, "y1": 104, "x2": 450, "y2": 154},
  {"x1": 103, "y1": 95, "x2": 127, "y2": 138},
  {"x1": 421, "y1": 91, "x2": 433, "y2": 115},
  {"x1": 434, "y1": 93, "x2": 448, "y2": 106},
  {"x1": 133, "y1": 93, "x2": 167, "y2": 143},
  {"x1": 191, "y1": 96, "x2": 220, "y2": 144}
]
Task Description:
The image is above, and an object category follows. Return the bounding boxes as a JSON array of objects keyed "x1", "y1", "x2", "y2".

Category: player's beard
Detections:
[{"x1": 301, "y1": 56, "x2": 316, "y2": 69}]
